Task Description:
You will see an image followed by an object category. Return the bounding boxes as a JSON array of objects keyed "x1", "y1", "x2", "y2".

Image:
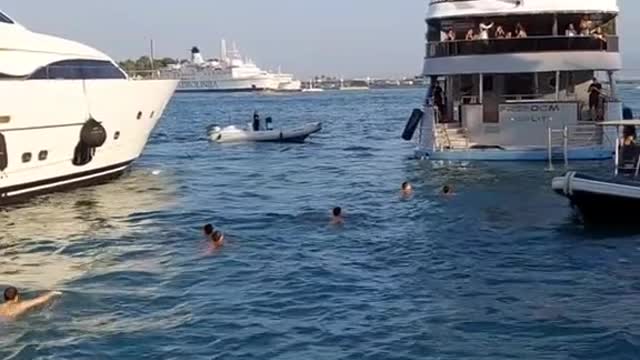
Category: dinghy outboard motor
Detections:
[
  {"x1": 207, "y1": 124, "x2": 223, "y2": 141},
  {"x1": 402, "y1": 108, "x2": 424, "y2": 141},
  {"x1": 265, "y1": 117, "x2": 273, "y2": 131},
  {"x1": 73, "y1": 118, "x2": 107, "y2": 166}
]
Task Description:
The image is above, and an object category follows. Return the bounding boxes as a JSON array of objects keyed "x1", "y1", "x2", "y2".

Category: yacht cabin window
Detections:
[
  {"x1": 29, "y1": 60, "x2": 127, "y2": 80},
  {"x1": 0, "y1": 11, "x2": 14, "y2": 24}
]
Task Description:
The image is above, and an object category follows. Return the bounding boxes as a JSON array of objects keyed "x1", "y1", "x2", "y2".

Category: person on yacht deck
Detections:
[
  {"x1": 588, "y1": 78, "x2": 603, "y2": 121},
  {"x1": 579, "y1": 15, "x2": 593, "y2": 36},
  {"x1": 624, "y1": 135, "x2": 636, "y2": 147},
  {"x1": 479, "y1": 21, "x2": 494, "y2": 40},
  {"x1": 495, "y1": 26, "x2": 506, "y2": 39},
  {"x1": 447, "y1": 29, "x2": 456, "y2": 41},
  {"x1": 252, "y1": 111, "x2": 261, "y2": 131},
  {"x1": 465, "y1": 29, "x2": 475, "y2": 41},
  {"x1": 515, "y1": 23, "x2": 528, "y2": 38},
  {"x1": 565, "y1": 23, "x2": 577, "y2": 37},
  {"x1": 591, "y1": 26, "x2": 607, "y2": 43},
  {"x1": 433, "y1": 82, "x2": 446, "y2": 120}
]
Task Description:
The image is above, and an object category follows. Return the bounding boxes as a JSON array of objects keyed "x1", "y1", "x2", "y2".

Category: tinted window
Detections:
[
  {"x1": 0, "y1": 11, "x2": 14, "y2": 24},
  {"x1": 29, "y1": 60, "x2": 126, "y2": 80}
]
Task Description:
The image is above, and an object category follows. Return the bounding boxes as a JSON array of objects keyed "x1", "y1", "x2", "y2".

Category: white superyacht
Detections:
[
  {"x1": 164, "y1": 41, "x2": 302, "y2": 93},
  {"x1": 404, "y1": 0, "x2": 623, "y2": 161},
  {"x1": 0, "y1": 10, "x2": 178, "y2": 204}
]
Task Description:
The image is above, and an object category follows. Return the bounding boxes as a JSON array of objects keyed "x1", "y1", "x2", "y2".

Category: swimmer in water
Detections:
[
  {"x1": 442, "y1": 185, "x2": 454, "y2": 195},
  {"x1": 0, "y1": 287, "x2": 61, "y2": 320},
  {"x1": 211, "y1": 231, "x2": 225, "y2": 248},
  {"x1": 401, "y1": 181, "x2": 414, "y2": 196},
  {"x1": 331, "y1": 207, "x2": 345, "y2": 225},
  {"x1": 203, "y1": 224, "x2": 215, "y2": 238}
]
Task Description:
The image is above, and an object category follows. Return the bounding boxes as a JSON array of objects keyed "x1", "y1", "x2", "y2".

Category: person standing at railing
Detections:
[
  {"x1": 479, "y1": 21, "x2": 494, "y2": 40},
  {"x1": 591, "y1": 26, "x2": 607, "y2": 44},
  {"x1": 433, "y1": 82, "x2": 446, "y2": 122},
  {"x1": 465, "y1": 29, "x2": 475, "y2": 41},
  {"x1": 579, "y1": 15, "x2": 593, "y2": 36},
  {"x1": 495, "y1": 26, "x2": 506, "y2": 39},
  {"x1": 565, "y1": 23, "x2": 577, "y2": 37},
  {"x1": 515, "y1": 23, "x2": 528, "y2": 38},
  {"x1": 588, "y1": 78, "x2": 603, "y2": 121},
  {"x1": 446, "y1": 29, "x2": 456, "y2": 41}
]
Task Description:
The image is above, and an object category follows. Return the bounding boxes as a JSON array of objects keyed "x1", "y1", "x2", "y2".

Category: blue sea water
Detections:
[{"x1": 2, "y1": 87, "x2": 640, "y2": 359}]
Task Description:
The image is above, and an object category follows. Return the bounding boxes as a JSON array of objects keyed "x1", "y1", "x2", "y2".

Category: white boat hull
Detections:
[
  {"x1": 0, "y1": 79, "x2": 177, "y2": 204},
  {"x1": 177, "y1": 76, "x2": 280, "y2": 93},
  {"x1": 415, "y1": 146, "x2": 614, "y2": 161},
  {"x1": 209, "y1": 122, "x2": 321, "y2": 143}
]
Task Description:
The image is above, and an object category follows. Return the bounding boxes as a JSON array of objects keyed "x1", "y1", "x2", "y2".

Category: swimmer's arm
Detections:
[{"x1": 15, "y1": 291, "x2": 61, "y2": 314}]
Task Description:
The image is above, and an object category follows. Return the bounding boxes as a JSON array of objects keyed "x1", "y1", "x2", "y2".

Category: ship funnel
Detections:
[{"x1": 191, "y1": 46, "x2": 204, "y2": 65}]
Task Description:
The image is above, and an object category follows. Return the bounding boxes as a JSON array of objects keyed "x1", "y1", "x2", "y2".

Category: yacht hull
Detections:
[
  {"x1": 176, "y1": 77, "x2": 282, "y2": 93},
  {"x1": 552, "y1": 172, "x2": 640, "y2": 224},
  {"x1": 0, "y1": 79, "x2": 177, "y2": 204},
  {"x1": 415, "y1": 146, "x2": 613, "y2": 161}
]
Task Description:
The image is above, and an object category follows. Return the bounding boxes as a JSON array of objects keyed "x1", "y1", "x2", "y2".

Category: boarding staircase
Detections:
[{"x1": 435, "y1": 124, "x2": 470, "y2": 150}]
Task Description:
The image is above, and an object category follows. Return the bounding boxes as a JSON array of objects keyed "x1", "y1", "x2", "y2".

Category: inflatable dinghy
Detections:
[{"x1": 208, "y1": 122, "x2": 321, "y2": 143}]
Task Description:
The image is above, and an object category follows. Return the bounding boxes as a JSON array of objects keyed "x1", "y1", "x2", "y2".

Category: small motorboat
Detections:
[
  {"x1": 208, "y1": 122, "x2": 321, "y2": 144},
  {"x1": 552, "y1": 119, "x2": 640, "y2": 224}
]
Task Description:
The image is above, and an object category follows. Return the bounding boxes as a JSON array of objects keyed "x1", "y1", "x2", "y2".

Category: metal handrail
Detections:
[{"x1": 546, "y1": 125, "x2": 569, "y2": 171}]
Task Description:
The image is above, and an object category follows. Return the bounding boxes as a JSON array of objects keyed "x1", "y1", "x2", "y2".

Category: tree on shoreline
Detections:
[{"x1": 118, "y1": 56, "x2": 178, "y2": 75}]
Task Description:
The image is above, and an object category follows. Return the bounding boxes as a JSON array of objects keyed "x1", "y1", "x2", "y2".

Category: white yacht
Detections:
[
  {"x1": 163, "y1": 41, "x2": 302, "y2": 93},
  {"x1": 0, "y1": 10, "x2": 178, "y2": 204},
  {"x1": 404, "y1": 0, "x2": 622, "y2": 161}
]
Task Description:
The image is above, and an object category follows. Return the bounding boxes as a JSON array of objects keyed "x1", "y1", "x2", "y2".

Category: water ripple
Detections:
[{"x1": 2, "y1": 88, "x2": 640, "y2": 359}]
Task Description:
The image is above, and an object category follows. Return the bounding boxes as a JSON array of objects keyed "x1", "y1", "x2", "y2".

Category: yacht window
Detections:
[
  {"x1": 0, "y1": 11, "x2": 14, "y2": 24},
  {"x1": 29, "y1": 60, "x2": 126, "y2": 80}
]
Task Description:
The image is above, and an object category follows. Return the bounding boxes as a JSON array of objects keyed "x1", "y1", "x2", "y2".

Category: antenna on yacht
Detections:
[{"x1": 149, "y1": 39, "x2": 155, "y2": 71}]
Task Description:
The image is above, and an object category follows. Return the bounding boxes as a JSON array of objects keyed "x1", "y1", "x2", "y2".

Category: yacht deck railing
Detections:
[{"x1": 427, "y1": 35, "x2": 618, "y2": 58}]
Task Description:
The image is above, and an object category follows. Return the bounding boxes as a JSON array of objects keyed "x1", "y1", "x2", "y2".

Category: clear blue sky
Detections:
[{"x1": 2, "y1": 1, "x2": 637, "y2": 78}]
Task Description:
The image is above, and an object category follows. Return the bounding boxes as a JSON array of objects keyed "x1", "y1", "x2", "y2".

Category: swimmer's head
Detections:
[
  {"x1": 333, "y1": 207, "x2": 342, "y2": 217},
  {"x1": 203, "y1": 224, "x2": 214, "y2": 236},
  {"x1": 402, "y1": 182, "x2": 413, "y2": 192},
  {"x1": 442, "y1": 185, "x2": 452, "y2": 194},
  {"x1": 212, "y1": 231, "x2": 224, "y2": 243},
  {"x1": 4, "y1": 287, "x2": 18, "y2": 302}
]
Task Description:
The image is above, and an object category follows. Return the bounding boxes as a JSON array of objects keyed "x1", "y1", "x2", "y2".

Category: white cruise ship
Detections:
[
  {"x1": 163, "y1": 41, "x2": 302, "y2": 93},
  {"x1": 404, "y1": 0, "x2": 623, "y2": 161},
  {"x1": 0, "y1": 10, "x2": 178, "y2": 204}
]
